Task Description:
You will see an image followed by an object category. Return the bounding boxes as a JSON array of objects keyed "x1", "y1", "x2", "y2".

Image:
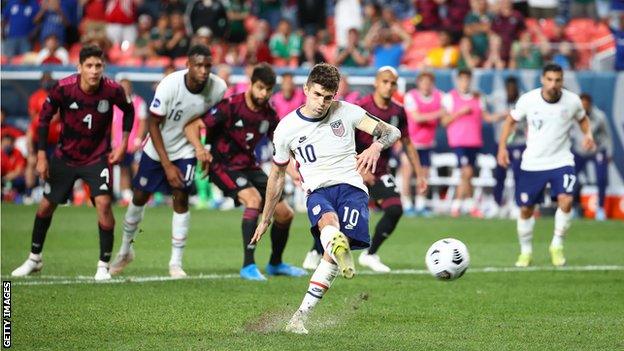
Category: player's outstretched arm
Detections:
[
  {"x1": 149, "y1": 114, "x2": 184, "y2": 188},
  {"x1": 251, "y1": 163, "x2": 287, "y2": 244},
  {"x1": 355, "y1": 113, "x2": 401, "y2": 174},
  {"x1": 577, "y1": 116, "x2": 596, "y2": 152},
  {"x1": 401, "y1": 137, "x2": 428, "y2": 195},
  {"x1": 497, "y1": 115, "x2": 516, "y2": 168}
]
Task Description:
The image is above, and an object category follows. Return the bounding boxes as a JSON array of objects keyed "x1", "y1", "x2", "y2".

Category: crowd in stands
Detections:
[{"x1": 2, "y1": 0, "x2": 623, "y2": 70}]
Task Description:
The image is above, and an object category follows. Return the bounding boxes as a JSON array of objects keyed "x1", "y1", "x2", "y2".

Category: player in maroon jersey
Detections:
[
  {"x1": 11, "y1": 45, "x2": 135, "y2": 281},
  {"x1": 185, "y1": 63, "x2": 305, "y2": 281},
  {"x1": 355, "y1": 66, "x2": 427, "y2": 272}
]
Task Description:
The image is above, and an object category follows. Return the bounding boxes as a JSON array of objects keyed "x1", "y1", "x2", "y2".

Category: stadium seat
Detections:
[
  {"x1": 145, "y1": 56, "x2": 172, "y2": 67},
  {"x1": 116, "y1": 56, "x2": 143, "y2": 67},
  {"x1": 9, "y1": 54, "x2": 25, "y2": 65},
  {"x1": 0, "y1": 55, "x2": 8, "y2": 65},
  {"x1": 402, "y1": 31, "x2": 440, "y2": 68},
  {"x1": 68, "y1": 43, "x2": 82, "y2": 64},
  {"x1": 173, "y1": 56, "x2": 187, "y2": 68}
]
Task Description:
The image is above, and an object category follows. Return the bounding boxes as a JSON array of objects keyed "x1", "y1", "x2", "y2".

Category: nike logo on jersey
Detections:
[
  {"x1": 70, "y1": 102, "x2": 79, "y2": 109},
  {"x1": 298, "y1": 136, "x2": 307, "y2": 143}
]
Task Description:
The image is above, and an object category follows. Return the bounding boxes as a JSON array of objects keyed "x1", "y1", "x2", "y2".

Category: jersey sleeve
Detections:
[
  {"x1": 271, "y1": 122, "x2": 291, "y2": 166},
  {"x1": 113, "y1": 85, "x2": 135, "y2": 133},
  {"x1": 149, "y1": 78, "x2": 172, "y2": 117},
  {"x1": 441, "y1": 93, "x2": 453, "y2": 112},
  {"x1": 202, "y1": 99, "x2": 229, "y2": 128},
  {"x1": 342, "y1": 101, "x2": 369, "y2": 128},
  {"x1": 398, "y1": 107, "x2": 409, "y2": 137},
  {"x1": 510, "y1": 94, "x2": 528, "y2": 121}
]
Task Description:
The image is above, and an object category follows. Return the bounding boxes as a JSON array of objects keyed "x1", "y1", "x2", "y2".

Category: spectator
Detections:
[
  {"x1": 187, "y1": 0, "x2": 228, "y2": 39},
  {"x1": 112, "y1": 78, "x2": 148, "y2": 205},
  {"x1": 364, "y1": 21, "x2": 412, "y2": 68},
  {"x1": 36, "y1": 34, "x2": 70, "y2": 65},
  {"x1": 269, "y1": 19, "x2": 302, "y2": 63},
  {"x1": 192, "y1": 27, "x2": 225, "y2": 64},
  {"x1": 254, "y1": 0, "x2": 282, "y2": 30},
  {"x1": 271, "y1": 72, "x2": 306, "y2": 119},
  {"x1": 162, "y1": 0, "x2": 186, "y2": 13},
  {"x1": 335, "y1": 28, "x2": 370, "y2": 67},
  {"x1": 414, "y1": 0, "x2": 442, "y2": 31},
  {"x1": 462, "y1": 0, "x2": 494, "y2": 65},
  {"x1": 297, "y1": 0, "x2": 327, "y2": 35},
  {"x1": 527, "y1": 0, "x2": 558, "y2": 18},
  {"x1": 215, "y1": 64, "x2": 237, "y2": 97},
  {"x1": 441, "y1": 0, "x2": 471, "y2": 42},
  {"x1": 547, "y1": 18, "x2": 576, "y2": 69},
  {"x1": 242, "y1": 31, "x2": 273, "y2": 64},
  {"x1": 149, "y1": 13, "x2": 172, "y2": 57},
  {"x1": 362, "y1": 1, "x2": 382, "y2": 35},
  {"x1": 335, "y1": 0, "x2": 363, "y2": 48},
  {"x1": 1, "y1": 135, "x2": 27, "y2": 200},
  {"x1": 61, "y1": 0, "x2": 79, "y2": 46},
  {"x1": 165, "y1": 11, "x2": 191, "y2": 58},
  {"x1": 1, "y1": 0, "x2": 40, "y2": 57},
  {"x1": 224, "y1": 0, "x2": 250, "y2": 44},
  {"x1": 0, "y1": 109, "x2": 24, "y2": 140},
  {"x1": 34, "y1": 0, "x2": 69, "y2": 45},
  {"x1": 510, "y1": 30, "x2": 547, "y2": 69},
  {"x1": 104, "y1": 0, "x2": 139, "y2": 45},
  {"x1": 425, "y1": 30, "x2": 460, "y2": 68},
  {"x1": 134, "y1": 14, "x2": 153, "y2": 59},
  {"x1": 298, "y1": 35, "x2": 327, "y2": 67},
  {"x1": 491, "y1": 0, "x2": 526, "y2": 65},
  {"x1": 80, "y1": 0, "x2": 107, "y2": 40},
  {"x1": 570, "y1": 0, "x2": 598, "y2": 19}
]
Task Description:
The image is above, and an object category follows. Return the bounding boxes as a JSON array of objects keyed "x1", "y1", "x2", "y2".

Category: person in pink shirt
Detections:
[
  {"x1": 335, "y1": 75, "x2": 360, "y2": 103},
  {"x1": 402, "y1": 71, "x2": 444, "y2": 215},
  {"x1": 441, "y1": 69, "x2": 488, "y2": 217},
  {"x1": 112, "y1": 78, "x2": 147, "y2": 204},
  {"x1": 271, "y1": 72, "x2": 305, "y2": 119}
]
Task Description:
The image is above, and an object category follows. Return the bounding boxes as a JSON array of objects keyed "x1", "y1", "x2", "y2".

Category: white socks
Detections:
[
  {"x1": 298, "y1": 259, "x2": 339, "y2": 315},
  {"x1": 552, "y1": 208, "x2": 572, "y2": 248},
  {"x1": 415, "y1": 195, "x2": 427, "y2": 211},
  {"x1": 517, "y1": 216, "x2": 535, "y2": 255},
  {"x1": 119, "y1": 202, "x2": 145, "y2": 255},
  {"x1": 320, "y1": 225, "x2": 341, "y2": 262},
  {"x1": 170, "y1": 211, "x2": 190, "y2": 267}
]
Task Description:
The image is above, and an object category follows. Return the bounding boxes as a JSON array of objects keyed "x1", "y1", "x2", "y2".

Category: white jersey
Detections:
[
  {"x1": 144, "y1": 70, "x2": 226, "y2": 161},
  {"x1": 510, "y1": 88, "x2": 585, "y2": 171},
  {"x1": 272, "y1": 101, "x2": 369, "y2": 195}
]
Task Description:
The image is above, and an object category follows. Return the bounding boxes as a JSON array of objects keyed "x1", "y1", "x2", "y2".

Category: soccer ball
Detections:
[{"x1": 425, "y1": 238, "x2": 470, "y2": 281}]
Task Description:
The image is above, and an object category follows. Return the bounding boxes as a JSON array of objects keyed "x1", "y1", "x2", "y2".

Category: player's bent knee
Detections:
[
  {"x1": 557, "y1": 195, "x2": 574, "y2": 212},
  {"x1": 318, "y1": 212, "x2": 340, "y2": 229},
  {"x1": 37, "y1": 197, "x2": 57, "y2": 217},
  {"x1": 520, "y1": 206, "x2": 534, "y2": 219},
  {"x1": 238, "y1": 188, "x2": 262, "y2": 209}
]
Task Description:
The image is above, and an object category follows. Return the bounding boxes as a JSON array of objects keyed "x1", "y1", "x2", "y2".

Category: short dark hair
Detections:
[
  {"x1": 580, "y1": 93, "x2": 592, "y2": 103},
  {"x1": 417, "y1": 71, "x2": 435, "y2": 81},
  {"x1": 282, "y1": 72, "x2": 294, "y2": 79},
  {"x1": 504, "y1": 76, "x2": 519, "y2": 85},
  {"x1": 187, "y1": 44, "x2": 212, "y2": 58},
  {"x1": 542, "y1": 62, "x2": 563, "y2": 75},
  {"x1": 306, "y1": 63, "x2": 340, "y2": 93},
  {"x1": 79, "y1": 45, "x2": 104, "y2": 64},
  {"x1": 457, "y1": 68, "x2": 472, "y2": 78},
  {"x1": 251, "y1": 63, "x2": 276, "y2": 86}
]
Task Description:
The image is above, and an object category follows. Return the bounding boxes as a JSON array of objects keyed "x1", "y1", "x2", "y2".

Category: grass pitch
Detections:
[{"x1": 1, "y1": 204, "x2": 623, "y2": 350}]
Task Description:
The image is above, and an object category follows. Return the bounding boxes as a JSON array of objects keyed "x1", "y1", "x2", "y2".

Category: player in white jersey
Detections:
[
  {"x1": 109, "y1": 45, "x2": 227, "y2": 278},
  {"x1": 250, "y1": 63, "x2": 401, "y2": 334},
  {"x1": 497, "y1": 63, "x2": 595, "y2": 267}
]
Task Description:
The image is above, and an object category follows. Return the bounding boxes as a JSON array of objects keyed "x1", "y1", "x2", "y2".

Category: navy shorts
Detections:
[
  {"x1": 453, "y1": 147, "x2": 479, "y2": 168},
  {"x1": 132, "y1": 153, "x2": 196, "y2": 194},
  {"x1": 515, "y1": 166, "x2": 577, "y2": 206},
  {"x1": 307, "y1": 184, "x2": 370, "y2": 250},
  {"x1": 417, "y1": 148, "x2": 432, "y2": 167}
]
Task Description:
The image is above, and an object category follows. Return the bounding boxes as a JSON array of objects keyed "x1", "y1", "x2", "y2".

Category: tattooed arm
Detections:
[{"x1": 355, "y1": 113, "x2": 401, "y2": 173}]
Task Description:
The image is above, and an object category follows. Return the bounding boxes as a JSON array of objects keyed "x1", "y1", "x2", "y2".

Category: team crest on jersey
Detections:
[
  {"x1": 152, "y1": 98, "x2": 161, "y2": 108},
  {"x1": 97, "y1": 100, "x2": 109, "y2": 113},
  {"x1": 236, "y1": 177, "x2": 248, "y2": 187},
  {"x1": 259, "y1": 121, "x2": 269, "y2": 134},
  {"x1": 312, "y1": 204, "x2": 321, "y2": 215},
  {"x1": 331, "y1": 120, "x2": 345, "y2": 137},
  {"x1": 531, "y1": 119, "x2": 543, "y2": 130}
]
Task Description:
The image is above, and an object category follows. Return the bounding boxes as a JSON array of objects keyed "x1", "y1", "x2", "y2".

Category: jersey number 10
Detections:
[{"x1": 296, "y1": 145, "x2": 317, "y2": 163}]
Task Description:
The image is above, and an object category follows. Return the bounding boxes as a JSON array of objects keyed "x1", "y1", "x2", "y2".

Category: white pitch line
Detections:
[{"x1": 3, "y1": 265, "x2": 623, "y2": 286}]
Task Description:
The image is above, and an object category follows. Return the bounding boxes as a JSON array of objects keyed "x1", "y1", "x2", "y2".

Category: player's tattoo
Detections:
[{"x1": 372, "y1": 122, "x2": 401, "y2": 150}]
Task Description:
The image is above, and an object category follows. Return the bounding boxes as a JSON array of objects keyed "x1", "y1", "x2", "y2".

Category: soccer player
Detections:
[
  {"x1": 572, "y1": 93, "x2": 612, "y2": 221},
  {"x1": 185, "y1": 63, "x2": 305, "y2": 281},
  {"x1": 441, "y1": 68, "x2": 488, "y2": 217},
  {"x1": 109, "y1": 45, "x2": 227, "y2": 278},
  {"x1": 11, "y1": 45, "x2": 135, "y2": 280},
  {"x1": 497, "y1": 63, "x2": 596, "y2": 267},
  {"x1": 250, "y1": 63, "x2": 401, "y2": 334},
  {"x1": 356, "y1": 66, "x2": 427, "y2": 272},
  {"x1": 403, "y1": 71, "x2": 443, "y2": 215}
]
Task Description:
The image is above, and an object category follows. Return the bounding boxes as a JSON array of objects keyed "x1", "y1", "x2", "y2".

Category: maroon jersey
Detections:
[
  {"x1": 356, "y1": 94, "x2": 408, "y2": 177},
  {"x1": 38, "y1": 74, "x2": 134, "y2": 166},
  {"x1": 203, "y1": 93, "x2": 279, "y2": 171}
]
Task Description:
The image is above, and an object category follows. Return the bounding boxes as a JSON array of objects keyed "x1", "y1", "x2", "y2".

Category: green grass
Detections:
[{"x1": 1, "y1": 204, "x2": 623, "y2": 350}]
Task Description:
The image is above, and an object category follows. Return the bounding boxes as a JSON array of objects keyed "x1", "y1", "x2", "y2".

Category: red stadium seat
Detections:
[
  {"x1": 0, "y1": 55, "x2": 8, "y2": 65},
  {"x1": 145, "y1": 56, "x2": 172, "y2": 67},
  {"x1": 68, "y1": 43, "x2": 82, "y2": 64},
  {"x1": 10, "y1": 54, "x2": 25, "y2": 65},
  {"x1": 116, "y1": 56, "x2": 143, "y2": 67},
  {"x1": 319, "y1": 43, "x2": 337, "y2": 64},
  {"x1": 173, "y1": 56, "x2": 187, "y2": 68}
]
